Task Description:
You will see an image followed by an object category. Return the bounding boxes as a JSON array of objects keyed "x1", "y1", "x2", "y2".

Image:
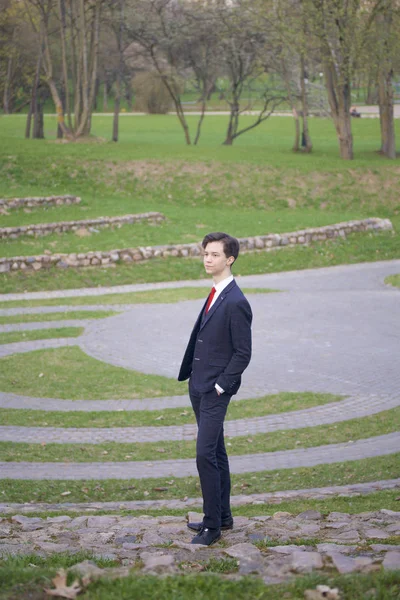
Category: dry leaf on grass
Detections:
[
  {"x1": 304, "y1": 585, "x2": 340, "y2": 600},
  {"x1": 44, "y1": 569, "x2": 81, "y2": 599}
]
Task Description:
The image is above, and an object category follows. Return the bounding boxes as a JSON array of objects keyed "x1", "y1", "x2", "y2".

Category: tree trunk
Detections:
[
  {"x1": 300, "y1": 55, "x2": 312, "y2": 152},
  {"x1": 149, "y1": 48, "x2": 191, "y2": 145},
  {"x1": 25, "y1": 105, "x2": 33, "y2": 139},
  {"x1": 112, "y1": 79, "x2": 120, "y2": 142},
  {"x1": 378, "y1": 69, "x2": 396, "y2": 159},
  {"x1": 57, "y1": 86, "x2": 65, "y2": 139},
  {"x1": 103, "y1": 80, "x2": 108, "y2": 111},
  {"x1": 194, "y1": 98, "x2": 207, "y2": 145},
  {"x1": 280, "y1": 56, "x2": 300, "y2": 152},
  {"x1": 3, "y1": 54, "x2": 13, "y2": 114},
  {"x1": 58, "y1": 0, "x2": 73, "y2": 131},
  {"x1": 324, "y1": 65, "x2": 353, "y2": 160},
  {"x1": 42, "y1": 15, "x2": 71, "y2": 138},
  {"x1": 376, "y1": 4, "x2": 396, "y2": 159},
  {"x1": 112, "y1": 0, "x2": 124, "y2": 142},
  {"x1": 223, "y1": 101, "x2": 239, "y2": 145}
]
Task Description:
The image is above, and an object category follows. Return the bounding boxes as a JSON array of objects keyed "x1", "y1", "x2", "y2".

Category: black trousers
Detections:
[{"x1": 189, "y1": 380, "x2": 232, "y2": 530}]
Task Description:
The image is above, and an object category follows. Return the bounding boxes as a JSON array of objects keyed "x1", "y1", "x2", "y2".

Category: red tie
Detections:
[{"x1": 205, "y1": 286, "x2": 216, "y2": 313}]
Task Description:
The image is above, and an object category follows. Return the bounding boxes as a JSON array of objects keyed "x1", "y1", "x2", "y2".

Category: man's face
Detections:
[{"x1": 203, "y1": 241, "x2": 233, "y2": 277}]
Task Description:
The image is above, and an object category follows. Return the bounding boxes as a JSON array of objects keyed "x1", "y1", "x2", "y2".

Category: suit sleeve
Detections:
[{"x1": 216, "y1": 298, "x2": 252, "y2": 394}]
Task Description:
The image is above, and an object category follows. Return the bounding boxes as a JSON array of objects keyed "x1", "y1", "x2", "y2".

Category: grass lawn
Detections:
[
  {"x1": 0, "y1": 310, "x2": 116, "y2": 325},
  {"x1": 0, "y1": 453, "x2": 398, "y2": 504},
  {"x1": 0, "y1": 115, "x2": 399, "y2": 294},
  {"x1": 1, "y1": 406, "x2": 398, "y2": 462},
  {"x1": 0, "y1": 346, "x2": 184, "y2": 400},
  {"x1": 0, "y1": 327, "x2": 83, "y2": 345},
  {"x1": 0, "y1": 287, "x2": 277, "y2": 309},
  {"x1": 1, "y1": 554, "x2": 399, "y2": 600},
  {"x1": 385, "y1": 274, "x2": 400, "y2": 288},
  {"x1": 0, "y1": 392, "x2": 344, "y2": 427}
]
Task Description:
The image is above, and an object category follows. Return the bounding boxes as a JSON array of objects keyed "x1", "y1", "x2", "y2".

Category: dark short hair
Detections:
[{"x1": 202, "y1": 232, "x2": 240, "y2": 262}]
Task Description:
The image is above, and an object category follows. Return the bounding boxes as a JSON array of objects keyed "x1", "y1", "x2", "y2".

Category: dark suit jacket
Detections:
[{"x1": 178, "y1": 280, "x2": 252, "y2": 395}]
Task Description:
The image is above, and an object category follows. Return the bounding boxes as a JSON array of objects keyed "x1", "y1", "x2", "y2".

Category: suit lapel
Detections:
[{"x1": 199, "y1": 279, "x2": 236, "y2": 331}]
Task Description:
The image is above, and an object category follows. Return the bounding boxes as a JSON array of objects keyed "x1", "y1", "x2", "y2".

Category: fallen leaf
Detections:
[
  {"x1": 143, "y1": 491, "x2": 150, "y2": 496},
  {"x1": 102, "y1": 451, "x2": 108, "y2": 455},
  {"x1": 155, "y1": 415, "x2": 164, "y2": 420},
  {"x1": 247, "y1": 438, "x2": 253, "y2": 443},
  {"x1": 60, "y1": 491, "x2": 71, "y2": 497},
  {"x1": 39, "y1": 373, "x2": 44, "y2": 378},
  {"x1": 155, "y1": 448, "x2": 166, "y2": 453},
  {"x1": 180, "y1": 411, "x2": 188, "y2": 416},
  {"x1": 81, "y1": 487, "x2": 89, "y2": 494},
  {"x1": 44, "y1": 569, "x2": 81, "y2": 599},
  {"x1": 166, "y1": 480, "x2": 175, "y2": 485},
  {"x1": 395, "y1": 496, "x2": 400, "y2": 501},
  {"x1": 304, "y1": 585, "x2": 341, "y2": 600},
  {"x1": 41, "y1": 442, "x2": 46, "y2": 447}
]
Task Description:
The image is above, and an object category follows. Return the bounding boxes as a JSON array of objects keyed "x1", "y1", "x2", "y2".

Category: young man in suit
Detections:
[{"x1": 178, "y1": 232, "x2": 253, "y2": 546}]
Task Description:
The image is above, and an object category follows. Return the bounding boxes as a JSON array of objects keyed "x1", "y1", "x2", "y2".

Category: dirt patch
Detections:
[{"x1": 82, "y1": 159, "x2": 400, "y2": 213}]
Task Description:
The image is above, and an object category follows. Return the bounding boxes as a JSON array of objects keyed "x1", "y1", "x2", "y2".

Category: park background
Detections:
[{"x1": 1, "y1": 0, "x2": 400, "y2": 599}]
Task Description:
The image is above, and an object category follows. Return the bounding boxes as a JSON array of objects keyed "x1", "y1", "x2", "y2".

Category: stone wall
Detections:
[
  {"x1": 0, "y1": 195, "x2": 81, "y2": 211},
  {"x1": 0, "y1": 218, "x2": 393, "y2": 274},
  {"x1": 0, "y1": 212, "x2": 166, "y2": 240}
]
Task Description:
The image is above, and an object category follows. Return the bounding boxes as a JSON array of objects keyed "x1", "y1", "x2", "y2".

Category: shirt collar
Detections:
[{"x1": 214, "y1": 274, "x2": 234, "y2": 294}]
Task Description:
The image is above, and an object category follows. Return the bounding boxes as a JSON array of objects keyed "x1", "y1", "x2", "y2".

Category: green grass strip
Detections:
[
  {"x1": 1, "y1": 407, "x2": 398, "y2": 463},
  {"x1": 1, "y1": 230, "x2": 399, "y2": 295},
  {"x1": 0, "y1": 310, "x2": 117, "y2": 325},
  {"x1": 0, "y1": 346, "x2": 184, "y2": 400},
  {"x1": 0, "y1": 392, "x2": 343, "y2": 427},
  {"x1": 0, "y1": 453, "x2": 398, "y2": 504},
  {"x1": 385, "y1": 274, "x2": 400, "y2": 288},
  {"x1": 0, "y1": 287, "x2": 277, "y2": 309},
  {"x1": 1, "y1": 556, "x2": 399, "y2": 600},
  {"x1": 0, "y1": 327, "x2": 84, "y2": 345}
]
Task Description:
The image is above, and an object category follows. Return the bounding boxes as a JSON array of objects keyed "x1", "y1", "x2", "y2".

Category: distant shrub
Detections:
[{"x1": 133, "y1": 72, "x2": 177, "y2": 114}]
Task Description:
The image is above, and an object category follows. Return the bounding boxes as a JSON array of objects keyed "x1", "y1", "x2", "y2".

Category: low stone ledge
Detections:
[
  {"x1": 0, "y1": 212, "x2": 166, "y2": 240},
  {"x1": 0, "y1": 195, "x2": 81, "y2": 211},
  {"x1": 0, "y1": 218, "x2": 393, "y2": 274}
]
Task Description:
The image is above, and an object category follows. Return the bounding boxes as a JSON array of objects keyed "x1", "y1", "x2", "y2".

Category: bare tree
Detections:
[
  {"x1": 217, "y1": 4, "x2": 283, "y2": 145},
  {"x1": 306, "y1": 0, "x2": 362, "y2": 160},
  {"x1": 127, "y1": 0, "x2": 192, "y2": 144},
  {"x1": 24, "y1": 0, "x2": 104, "y2": 139}
]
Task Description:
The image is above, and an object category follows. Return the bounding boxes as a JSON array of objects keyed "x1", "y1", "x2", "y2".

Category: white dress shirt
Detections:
[{"x1": 209, "y1": 275, "x2": 234, "y2": 394}]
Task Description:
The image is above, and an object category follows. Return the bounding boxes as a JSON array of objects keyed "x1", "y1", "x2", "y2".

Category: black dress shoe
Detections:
[
  {"x1": 191, "y1": 527, "x2": 221, "y2": 546},
  {"x1": 187, "y1": 518, "x2": 233, "y2": 532}
]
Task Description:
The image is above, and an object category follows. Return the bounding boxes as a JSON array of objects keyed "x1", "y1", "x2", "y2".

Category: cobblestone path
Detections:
[{"x1": 1, "y1": 506, "x2": 400, "y2": 586}]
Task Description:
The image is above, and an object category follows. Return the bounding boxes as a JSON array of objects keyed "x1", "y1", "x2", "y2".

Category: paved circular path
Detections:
[
  {"x1": 1, "y1": 393, "x2": 398, "y2": 443},
  {"x1": 78, "y1": 260, "x2": 400, "y2": 398},
  {"x1": 1, "y1": 433, "x2": 399, "y2": 480},
  {"x1": 0, "y1": 260, "x2": 399, "y2": 481}
]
